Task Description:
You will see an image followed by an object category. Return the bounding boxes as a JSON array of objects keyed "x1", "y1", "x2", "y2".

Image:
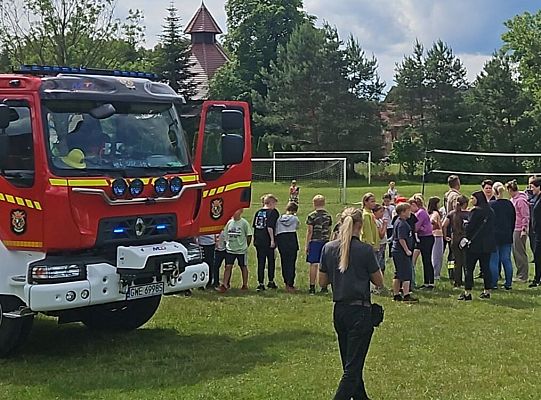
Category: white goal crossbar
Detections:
[
  {"x1": 273, "y1": 151, "x2": 372, "y2": 184},
  {"x1": 252, "y1": 157, "x2": 348, "y2": 203}
]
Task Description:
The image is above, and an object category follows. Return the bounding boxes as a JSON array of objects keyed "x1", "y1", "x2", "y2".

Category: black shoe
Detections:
[
  {"x1": 480, "y1": 292, "x2": 491, "y2": 299},
  {"x1": 393, "y1": 294, "x2": 403, "y2": 302},
  {"x1": 403, "y1": 294, "x2": 419, "y2": 303},
  {"x1": 256, "y1": 284, "x2": 266, "y2": 292},
  {"x1": 504, "y1": 286, "x2": 512, "y2": 291},
  {"x1": 528, "y1": 281, "x2": 539, "y2": 288},
  {"x1": 458, "y1": 293, "x2": 472, "y2": 301},
  {"x1": 183, "y1": 290, "x2": 192, "y2": 297},
  {"x1": 309, "y1": 287, "x2": 316, "y2": 295},
  {"x1": 267, "y1": 281, "x2": 278, "y2": 289},
  {"x1": 320, "y1": 287, "x2": 329, "y2": 294}
]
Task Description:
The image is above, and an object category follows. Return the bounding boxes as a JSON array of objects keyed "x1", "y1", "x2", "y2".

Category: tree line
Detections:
[{"x1": 1, "y1": 0, "x2": 541, "y2": 177}]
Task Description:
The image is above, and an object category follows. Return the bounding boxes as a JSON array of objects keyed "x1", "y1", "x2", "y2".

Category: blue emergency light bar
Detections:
[{"x1": 14, "y1": 65, "x2": 159, "y2": 80}]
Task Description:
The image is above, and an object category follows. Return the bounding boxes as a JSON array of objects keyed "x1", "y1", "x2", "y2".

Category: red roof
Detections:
[
  {"x1": 185, "y1": 2, "x2": 222, "y2": 34},
  {"x1": 189, "y1": 43, "x2": 229, "y2": 100}
]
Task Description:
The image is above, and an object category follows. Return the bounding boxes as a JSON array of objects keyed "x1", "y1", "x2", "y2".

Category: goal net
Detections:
[
  {"x1": 273, "y1": 151, "x2": 372, "y2": 184},
  {"x1": 252, "y1": 157, "x2": 347, "y2": 204}
]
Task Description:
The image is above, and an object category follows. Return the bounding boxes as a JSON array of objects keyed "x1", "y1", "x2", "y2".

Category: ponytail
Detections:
[{"x1": 338, "y1": 208, "x2": 363, "y2": 273}]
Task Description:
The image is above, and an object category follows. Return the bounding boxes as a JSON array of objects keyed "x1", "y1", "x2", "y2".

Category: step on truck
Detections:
[{"x1": 0, "y1": 65, "x2": 252, "y2": 356}]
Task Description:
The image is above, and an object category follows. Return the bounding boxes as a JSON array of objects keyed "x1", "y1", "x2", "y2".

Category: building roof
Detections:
[
  {"x1": 189, "y1": 43, "x2": 229, "y2": 100},
  {"x1": 185, "y1": 2, "x2": 222, "y2": 34}
]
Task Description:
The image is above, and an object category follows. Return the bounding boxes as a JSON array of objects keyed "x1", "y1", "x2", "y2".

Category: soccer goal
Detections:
[
  {"x1": 252, "y1": 157, "x2": 347, "y2": 204},
  {"x1": 273, "y1": 151, "x2": 372, "y2": 184}
]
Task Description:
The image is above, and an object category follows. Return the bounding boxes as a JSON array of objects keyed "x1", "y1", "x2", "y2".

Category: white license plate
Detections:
[{"x1": 126, "y1": 282, "x2": 164, "y2": 300}]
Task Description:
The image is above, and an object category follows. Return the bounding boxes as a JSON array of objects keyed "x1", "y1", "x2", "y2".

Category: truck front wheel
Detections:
[
  {"x1": 81, "y1": 296, "x2": 161, "y2": 331},
  {"x1": 0, "y1": 296, "x2": 34, "y2": 357}
]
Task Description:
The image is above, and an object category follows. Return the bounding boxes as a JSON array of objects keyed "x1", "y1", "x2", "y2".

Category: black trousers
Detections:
[
  {"x1": 387, "y1": 228, "x2": 394, "y2": 257},
  {"x1": 465, "y1": 251, "x2": 492, "y2": 290},
  {"x1": 213, "y1": 250, "x2": 226, "y2": 286},
  {"x1": 256, "y1": 245, "x2": 276, "y2": 284},
  {"x1": 278, "y1": 246, "x2": 297, "y2": 287},
  {"x1": 333, "y1": 303, "x2": 374, "y2": 400},
  {"x1": 202, "y1": 245, "x2": 216, "y2": 286},
  {"x1": 418, "y1": 235, "x2": 435, "y2": 285},
  {"x1": 534, "y1": 235, "x2": 541, "y2": 283}
]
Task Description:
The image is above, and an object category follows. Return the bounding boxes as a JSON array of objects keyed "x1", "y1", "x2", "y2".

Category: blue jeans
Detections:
[{"x1": 489, "y1": 244, "x2": 513, "y2": 288}]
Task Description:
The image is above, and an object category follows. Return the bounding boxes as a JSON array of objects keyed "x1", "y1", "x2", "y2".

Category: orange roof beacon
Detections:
[{"x1": 0, "y1": 65, "x2": 252, "y2": 356}]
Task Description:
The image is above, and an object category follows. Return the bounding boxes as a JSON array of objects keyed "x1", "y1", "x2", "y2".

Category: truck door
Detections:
[{"x1": 193, "y1": 101, "x2": 252, "y2": 235}]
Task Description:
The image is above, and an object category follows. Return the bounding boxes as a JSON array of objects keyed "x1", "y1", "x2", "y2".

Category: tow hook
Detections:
[{"x1": 3, "y1": 307, "x2": 36, "y2": 319}]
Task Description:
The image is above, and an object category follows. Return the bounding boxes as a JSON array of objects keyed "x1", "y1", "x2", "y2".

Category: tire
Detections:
[
  {"x1": 0, "y1": 296, "x2": 34, "y2": 358},
  {"x1": 81, "y1": 296, "x2": 161, "y2": 331}
]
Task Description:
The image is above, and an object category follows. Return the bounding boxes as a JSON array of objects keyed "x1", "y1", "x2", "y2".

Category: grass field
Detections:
[{"x1": 2, "y1": 182, "x2": 541, "y2": 400}]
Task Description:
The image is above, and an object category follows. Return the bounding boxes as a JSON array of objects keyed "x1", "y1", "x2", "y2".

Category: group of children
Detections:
[{"x1": 195, "y1": 178, "x2": 336, "y2": 294}]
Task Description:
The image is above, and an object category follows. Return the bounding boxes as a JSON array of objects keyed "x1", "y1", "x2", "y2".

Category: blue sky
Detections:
[{"x1": 117, "y1": 0, "x2": 541, "y2": 87}]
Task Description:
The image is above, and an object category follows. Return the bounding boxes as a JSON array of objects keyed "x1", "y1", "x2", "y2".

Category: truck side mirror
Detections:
[
  {"x1": 221, "y1": 134, "x2": 244, "y2": 165},
  {"x1": 221, "y1": 110, "x2": 243, "y2": 131},
  {"x1": 0, "y1": 104, "x2": 16, "y2": 129}
]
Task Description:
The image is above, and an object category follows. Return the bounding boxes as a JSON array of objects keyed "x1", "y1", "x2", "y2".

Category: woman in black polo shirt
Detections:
[{"x1": 320, "y1": 208, "x2": 384, "y2": 400}]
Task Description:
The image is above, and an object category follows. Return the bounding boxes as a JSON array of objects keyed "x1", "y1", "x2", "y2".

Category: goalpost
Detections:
[
  {"x1": 273, "y1": 151, "x2": 373, "y2": 185},
  {"x1": 423, "y1": 149, "x2": 541, "y2": 193},
  {"x1": 252, "y1": 157, "x2": 347, "y2": 203}
]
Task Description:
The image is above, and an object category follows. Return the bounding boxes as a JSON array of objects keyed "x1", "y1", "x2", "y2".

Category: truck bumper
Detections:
[{"x1": 26, "y1": 262, "x2": 209, "y2": 312}]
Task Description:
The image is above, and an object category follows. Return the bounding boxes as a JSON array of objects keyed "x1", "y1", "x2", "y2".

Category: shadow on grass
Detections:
[
  {"x1": 1, "y1": 319, "x2": 324, "y2": 398},
  {"x1": 487, "y1": 295, "x2": 540, "y2": 310}
]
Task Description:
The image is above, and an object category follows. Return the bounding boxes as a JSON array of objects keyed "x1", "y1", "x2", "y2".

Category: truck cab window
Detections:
[{"x1": 0, "y1": 105, "x2": 34, "y2": 187}]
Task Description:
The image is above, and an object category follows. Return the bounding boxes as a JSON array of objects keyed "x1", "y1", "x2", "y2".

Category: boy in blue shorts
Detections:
[
  {"x1": 391, "y1": 203, "x2": 419, "y2": 303},
  {"x1": 306, "y1": 195, "x2": 332, "y2": 294}
]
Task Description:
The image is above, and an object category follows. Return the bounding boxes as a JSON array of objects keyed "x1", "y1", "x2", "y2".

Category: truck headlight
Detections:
[{"x1": 30, "y1": 264, "x2": 85, "y2": 284}]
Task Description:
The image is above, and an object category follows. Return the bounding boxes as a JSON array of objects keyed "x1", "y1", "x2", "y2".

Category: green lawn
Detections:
[{"x1": 1, "y1": 182, "x2": 540, "y2": 400}]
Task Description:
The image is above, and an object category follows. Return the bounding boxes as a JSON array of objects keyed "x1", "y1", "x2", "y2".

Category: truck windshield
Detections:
[{"x1": 42, "y1": 100, "x2": 191, "y2": 175}]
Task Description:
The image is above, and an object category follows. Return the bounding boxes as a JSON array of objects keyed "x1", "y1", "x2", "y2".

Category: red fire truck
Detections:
[{"x1": 0, "y1": 65, "x2": 252, "y2": 356}]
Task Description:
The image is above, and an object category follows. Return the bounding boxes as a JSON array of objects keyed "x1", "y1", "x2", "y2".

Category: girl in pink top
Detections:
[
  {"x1": 507, "y1": 180, "x2": 530, "y2": 282},
  {"x1": 409, "y1": 194, "x2": 435, "y2": 289}
]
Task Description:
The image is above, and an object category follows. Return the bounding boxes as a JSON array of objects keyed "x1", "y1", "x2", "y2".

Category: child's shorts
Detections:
[
  {"x1": 392, "y1": 252, "x2": 413, "y2": 282},
  {"x1": 225, "y1": 252, "x2": 247, "y2": 267},
  {"x1": 306, "y1": 240, "x2": 326, "y2": 264}
]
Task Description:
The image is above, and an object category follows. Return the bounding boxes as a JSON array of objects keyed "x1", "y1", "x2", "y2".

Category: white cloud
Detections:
[{"x1": 113, "y1": 0, "x2": 540, "y2": 89}]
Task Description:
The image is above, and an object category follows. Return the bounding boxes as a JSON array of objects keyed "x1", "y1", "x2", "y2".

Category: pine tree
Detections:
[{"x1": 155, "y1": 3, "x2": 196, "y2": 99}]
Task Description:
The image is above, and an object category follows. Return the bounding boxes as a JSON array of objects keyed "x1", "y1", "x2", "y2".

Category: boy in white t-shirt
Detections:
[{"x1": 217, "y1": 209, "x2": 253, "y2": 293}]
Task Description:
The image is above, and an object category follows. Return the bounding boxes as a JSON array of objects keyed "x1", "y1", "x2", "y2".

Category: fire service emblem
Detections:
[
  {"x1": 11, "y1": 210, "x2": 27, "y2": 235},
  {"x1": 210, "y1": 198, "x2": 224, "y2": 220}
]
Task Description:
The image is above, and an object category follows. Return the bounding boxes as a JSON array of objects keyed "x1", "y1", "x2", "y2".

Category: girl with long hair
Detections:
[
  {"x1": 459, "y1": 191, "x2": 496, "y2": 300},
  {"x1": 409, "y1": 194, "x2": 435, "y2": 289},
  {"x1": 428, "y1": 196, "x2": 444, "y2": 280},
  {"x1": 442, "y1": 195, "x2": 470, "y2": 287},
  {"x1": 319, "y1": 208, "x2": 384, "y2": 400}
]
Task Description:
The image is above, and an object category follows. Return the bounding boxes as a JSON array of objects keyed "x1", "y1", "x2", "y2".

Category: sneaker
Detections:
[
  {"x1": 309, "y1": 287, "x2": 316, "y2": 295},
  {"x1": 479, "y1": 292, "x2": 491, "y2": 299},
  {"x1": 183, "y1": 290, "x2": 192, "y2": 297},
  {"x1": 458, "y1": 293, "x2": 472, "y2": 301},
  {"x1": 286, "y1": 286, "x2": 297, "y2": 293},
  {"x1": 320, "y1": 287, "x2": 329, "y2": 294},
  {"x1": 528, "y1": 281, "x2": 539, "y2": 288},
  {"x1": 215, "y1": 284, "x2": 228, "y2": 293},
  {"x1": 513, "y1": 278, "x2": 527, "y2": 283},
  {"x1": 256, "y1": 284, "x2": 266, "y2": 292},
  {"x1": 504, "y1": 286, "x2": 512, "y2": 291},
  {"x1": 393, "y1": 294, "x2": 403, "y2": 302},
  {"x1": 402, "y1": 294, "x2": 419, "y2": 303},
  {"x1": 267, "y1": 281, "x2": 278, "y2": 289},
  {"x1": 240, "y1": 285, "x2": 249, "y2": 291}
]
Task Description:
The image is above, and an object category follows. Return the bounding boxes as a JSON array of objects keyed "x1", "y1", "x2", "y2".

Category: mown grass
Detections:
[{"x1": 1, "y1": 182, "x2": 540, "y2": 400}]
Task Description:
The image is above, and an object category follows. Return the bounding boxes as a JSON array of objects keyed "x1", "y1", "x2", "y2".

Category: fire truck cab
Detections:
[{"x1": 0, "y1": 65, "x2": 252, "y2": 356}]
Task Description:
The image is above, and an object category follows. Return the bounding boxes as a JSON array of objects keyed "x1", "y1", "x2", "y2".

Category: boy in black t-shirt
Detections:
[
  {"x1": 253, "y1": 194, "x2": 280, "y2": 291},
  {"x1": 391, "y1": 203, "x2": 418, "y2": 303}
]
